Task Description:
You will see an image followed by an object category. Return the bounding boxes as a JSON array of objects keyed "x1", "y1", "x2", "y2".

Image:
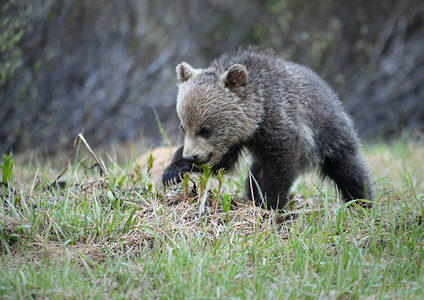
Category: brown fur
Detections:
[{"x1": 163, "y1": 48, "x2": 373, "y2": 209}]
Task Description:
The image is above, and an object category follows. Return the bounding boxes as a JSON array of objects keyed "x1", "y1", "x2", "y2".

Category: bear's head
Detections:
[{"x1": 175, "y1": 61, "x2": 260, "y2": 167}]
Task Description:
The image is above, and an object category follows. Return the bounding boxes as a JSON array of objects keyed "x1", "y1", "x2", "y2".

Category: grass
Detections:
[{"x1": 0, "y1": 140, "x2": 423, "y2": 299}]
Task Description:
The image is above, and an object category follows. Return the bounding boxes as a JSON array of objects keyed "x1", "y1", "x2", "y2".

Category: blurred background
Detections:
[{"x1": 1, "y1": 0, "x2": 423, "y2": 157}]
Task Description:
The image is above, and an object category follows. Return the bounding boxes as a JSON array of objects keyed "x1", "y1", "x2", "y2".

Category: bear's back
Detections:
[
  {"x1": 210, "y1": 48, "x2": 356, "y2": 165},
  {"x1": 211, "y1": 49, "x2": 340, "y2": 109}
]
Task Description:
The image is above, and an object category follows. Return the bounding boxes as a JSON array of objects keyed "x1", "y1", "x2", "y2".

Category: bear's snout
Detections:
[
  {"x1": 182, "y1": 155, "x2": 198, "y2": 164},
  {"x1": 182, "y1": 152, "x2": 212, "y2": 166}
]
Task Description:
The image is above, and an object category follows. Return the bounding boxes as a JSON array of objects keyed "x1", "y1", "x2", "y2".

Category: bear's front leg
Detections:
[
  {"x1": 162, "y1": 145, "x2": 200, "y2": 186},
  {"x1": 246, "y1": 159, "x2": 296, "y2": 210}
]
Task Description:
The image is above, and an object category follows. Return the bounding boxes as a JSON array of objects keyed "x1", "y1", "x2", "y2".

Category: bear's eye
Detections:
[
  {"x1": 198, "y1": 127, "x2": 211, "y2": 138},
  {"x1": 180, "y1": 125, "x2": 186, "y2": 134}
]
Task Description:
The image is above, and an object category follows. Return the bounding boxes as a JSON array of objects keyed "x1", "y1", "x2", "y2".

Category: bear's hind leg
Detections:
[{"x1": 322, "y1": 151, "x2": 373, "y2": 207}]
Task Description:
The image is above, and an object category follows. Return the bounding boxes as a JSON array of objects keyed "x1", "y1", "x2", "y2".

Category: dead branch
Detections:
[{"x1": 48, "y1": 133, "x2": 106, "y2": 189}]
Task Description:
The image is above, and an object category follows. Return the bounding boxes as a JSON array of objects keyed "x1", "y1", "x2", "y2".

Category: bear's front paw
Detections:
[{"x1": 162, "y1": 164, "x2": 184, "y2": 186}]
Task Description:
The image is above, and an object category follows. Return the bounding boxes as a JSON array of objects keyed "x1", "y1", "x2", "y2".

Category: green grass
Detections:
[{"x1": 1, "y1": 141, "x2": 423, "y2": 299}]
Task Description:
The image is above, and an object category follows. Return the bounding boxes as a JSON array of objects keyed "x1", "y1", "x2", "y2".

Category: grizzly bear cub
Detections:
[{"x1": 162, "y1": 48, "x2": 373, "y2": 209}]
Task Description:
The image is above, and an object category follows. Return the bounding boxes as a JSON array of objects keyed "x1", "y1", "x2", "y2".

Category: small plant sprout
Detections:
[
  {"x1": 1, "y1": 153, "x2": 14, "y2": 203},
  {"x1": 117, "y1": 173, "x2": 127, "y2": 189},
  {"x1": 211, "y1": 169, "x2": 226, "y2": 212},
  {"x1": 182, "y1": 172, "x2": 190, "y2": 203},
  {"x1": 147, "y1": 182, "x2": 153, "y2": 196},
  {"x1": 146, "y1": 153, "x2": 154, "y2": 177},
  {"x1": 202, "y1": 165, "x2": 212, "y2": 182},
  {"x1": 199, "y1": 165, "x2": 212, "y2": 196},
  {"x1": 1, "y1": 153, "x2": 14, "y2": 187},
  {"x1": 221, "y1": 193, "x2": 231, "y2": 214},
  {"x1": 132, "y1": 163, "x2": 142, "y2": 185},
  {"x1": 220, "y1": 193, "x2": 232, "y2": 222},
  {"x1": 217, "y1": 168, "x2": 225, "y2": 195},
  {"x1": 212, "y1": 188, "x2": 218, "y2": 208}
]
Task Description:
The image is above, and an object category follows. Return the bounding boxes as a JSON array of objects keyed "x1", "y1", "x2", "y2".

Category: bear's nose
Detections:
[{"x1": 182, "y1": 155, "x2": 197, "y2": 164}]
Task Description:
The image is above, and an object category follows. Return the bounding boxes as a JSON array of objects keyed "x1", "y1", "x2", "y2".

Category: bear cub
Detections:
[{"x1": 162, "y1": 48, "x2": 373, "y2": 209}]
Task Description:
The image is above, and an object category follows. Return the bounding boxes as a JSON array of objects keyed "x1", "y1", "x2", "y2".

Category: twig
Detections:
[
  {"x1": 77, "y1": 134, "x2": 106, "y2": 176},
  {"x1": 49, "y1": 133, "x2": 106, "y2": 189}
]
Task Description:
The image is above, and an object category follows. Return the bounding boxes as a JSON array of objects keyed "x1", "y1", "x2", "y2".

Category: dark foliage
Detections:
[{"x1": 1, "y1": 0, "x2": 423, "y2": 154}]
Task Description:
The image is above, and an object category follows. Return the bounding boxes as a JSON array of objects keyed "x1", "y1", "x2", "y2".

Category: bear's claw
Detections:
[
  {"x1": 162, "y1": 145, "x2": 197, "y2": 186},
  {"x1": 162, "y1": 162, "x2": 193, "y2": 186},
  {"x1": 162, "y1": 165, "x2": 182, "y2": 186}
]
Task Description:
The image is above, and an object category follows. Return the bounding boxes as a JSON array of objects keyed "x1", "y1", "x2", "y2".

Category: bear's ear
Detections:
[
  {"x1": 222, "y1": 64, "x2": 248, "y2": 90},
  {"x1": 176, "y1": 62, "x2": 199, "y2": 83}
]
